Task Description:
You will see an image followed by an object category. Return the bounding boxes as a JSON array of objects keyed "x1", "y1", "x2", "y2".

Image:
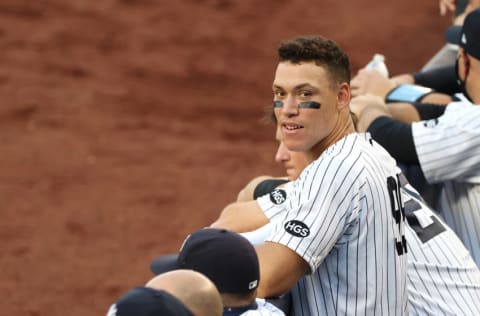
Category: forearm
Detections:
[
  {"x1": 355, "y1": 106, "x2": 392, "y2": 133},
  {"x1": 210, "y1": 200, "x2": 269, "y2": 232},
  {"x1": 386, "y1": 102, "x2": 421, "y2": 123},
  {"x1": 255, "y1": 242, "x2": 309, "y2": 298},
  {"x1": 419, "y1": 92, "x2": 453, "y2": 104}
]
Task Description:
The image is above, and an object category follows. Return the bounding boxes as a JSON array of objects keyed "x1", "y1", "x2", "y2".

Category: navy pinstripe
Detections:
[
  {"x1": 257, "y1": 133, "x2": 408, "y2": 315},
  {"x1": 412, "y1": 95, "x2": 480, "y2": 266},
  {"x1": 401, "y1": 182, "x2": 480, "y2": 315}
]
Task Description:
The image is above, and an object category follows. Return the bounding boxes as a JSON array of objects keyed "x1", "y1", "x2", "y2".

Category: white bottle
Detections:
[{"x1": 364, "y1": 54, "x2": 389, "y2": 78}]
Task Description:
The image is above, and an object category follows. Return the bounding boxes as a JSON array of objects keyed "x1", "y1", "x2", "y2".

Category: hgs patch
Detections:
[
  {"x1": 284, "y1": 220, "x2": 310, "y2": 237},
  {"x1": 269, "y1": 189, "x2": 286, "y2": 205}
]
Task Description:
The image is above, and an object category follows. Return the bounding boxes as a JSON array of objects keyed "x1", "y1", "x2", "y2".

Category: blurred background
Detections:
[{"x1": 0, "y1": 1, "x2": 451, "y2": 315}]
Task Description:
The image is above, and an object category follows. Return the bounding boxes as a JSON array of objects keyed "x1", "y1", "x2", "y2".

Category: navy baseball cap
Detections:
[
  {"x1": 107, "y1": 287, "x2": 194, "y2": 316},
  {"x1": 150, "y1": 228, "x2": 260, "y2": 294},
  {"x1": 445, "y1": 8, "x2": 480, "y2": 60}
]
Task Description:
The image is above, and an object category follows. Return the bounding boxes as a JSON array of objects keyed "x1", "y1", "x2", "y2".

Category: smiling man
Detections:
[{"x1": 211, "y1": 35, "x2": 408, "y2": 315}]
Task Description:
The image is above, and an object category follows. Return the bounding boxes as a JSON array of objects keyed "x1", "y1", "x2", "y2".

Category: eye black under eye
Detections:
[
  {"x1": 273, "y1": 101, "x2": 321, "y2": 109},
  {"x1": 298, "y1": 101, "x2": 321, "y2": 109}
]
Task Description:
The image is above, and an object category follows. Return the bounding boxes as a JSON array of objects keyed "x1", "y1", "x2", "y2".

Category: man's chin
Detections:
[{"x1": 283, "y1": 139, "x2": 307, "y2": 151}]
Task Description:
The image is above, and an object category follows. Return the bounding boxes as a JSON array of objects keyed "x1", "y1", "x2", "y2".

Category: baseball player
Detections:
[
  {"x1": 350, "y1": 8, "x2": 480, "y2": 266},
  {"x1": 240, "y1": 135, "x2": 480, "y2": 316},
  {"x1": 212, "y1": 35, "x2": 408, "y2": 315}
]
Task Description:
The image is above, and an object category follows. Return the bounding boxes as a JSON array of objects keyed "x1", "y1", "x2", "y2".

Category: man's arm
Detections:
[
  {"x1": 350, "y1": 95, "x2": 419, "y2": 163},
  {"x1": 381, "y1": 102, "x2": 421, "y2": 123},
  {"x1": 236, "y1": 175, "x2": 273, "y2": 202},
  {"x1": 213, "y1": 202, "x2": 309, "y2": 298},
  {"x1": 351, "y1": 68, "x2": 453, "y2": 105},
  {"x1": 350, "y1": 95, "x2": 393, "y2": 132},
  {"x1": 210, "y1": 200, "x2": 269, "y2": 233},
  {"x1": 212, "y1": 199, "x2": 309, "y2": 298},
  {"x1": 255, "y1": 241, "x2": 310, "y2": 298}
]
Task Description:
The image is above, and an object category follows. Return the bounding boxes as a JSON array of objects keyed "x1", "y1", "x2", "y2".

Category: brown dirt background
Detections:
[{"x1": 0, "y1": 1, "x2": 452, "y2": 315}]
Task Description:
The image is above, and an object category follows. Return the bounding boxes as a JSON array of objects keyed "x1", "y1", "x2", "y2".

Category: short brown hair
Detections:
[{"x1": 277, "y1": 35, "x2": 350, "y2": 87}]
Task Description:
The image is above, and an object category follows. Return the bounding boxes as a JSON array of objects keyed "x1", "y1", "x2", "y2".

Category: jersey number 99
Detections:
[{"x1": 387, "y1": 176, "x2": 407, "y2": 256}]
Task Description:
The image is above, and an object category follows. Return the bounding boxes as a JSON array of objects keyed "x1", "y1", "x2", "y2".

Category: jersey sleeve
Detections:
[
  {"x1": 256, "y1": 181, "x2": 294, "y2": 223},
  {"x1": 412, "y1": 102, "x2": 480, "y2": 183},
  {"x1": 253, "y1": 179, "x2": 289, "y2": 199},
  {"x1": 257, "y1": 155, "x2": 362, "y2": 272}
]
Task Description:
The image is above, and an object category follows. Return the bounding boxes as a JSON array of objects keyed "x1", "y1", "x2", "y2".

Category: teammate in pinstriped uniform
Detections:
[
  {"x1": 211, "y1": 35, "x2": 408, "y2": 315},
  {"x1": 239, "y1": 135, "x2": 480, "y2": 316},
  {"x1": 350, "y1": 8, "x2": 480, "y2": 267}
]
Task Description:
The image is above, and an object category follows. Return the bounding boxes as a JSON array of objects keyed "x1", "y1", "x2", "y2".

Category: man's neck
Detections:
[
  {"x1": 223, "y1": 301, "x2": 258, "y2": 316},
  {"x1": 311, "y1": 114, "x2": 356, "y2": 157},
  {"x1": 221, "y1": 292, "x2": 256, "y2": 308}
]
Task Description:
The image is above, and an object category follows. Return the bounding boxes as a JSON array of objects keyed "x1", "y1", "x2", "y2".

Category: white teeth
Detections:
[{"x1": 285, "y1": 124, "x2": 302, "y2": 130}]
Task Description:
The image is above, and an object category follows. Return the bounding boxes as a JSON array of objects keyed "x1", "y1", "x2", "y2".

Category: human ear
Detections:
[
  {"x1": 337, "y1": 82, "x2": 351, "y2": 110},
  {"x1": 463, "y1": 53, "x2": 471, "y2": 78}
]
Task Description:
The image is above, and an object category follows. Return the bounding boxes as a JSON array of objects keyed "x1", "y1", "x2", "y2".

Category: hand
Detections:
[
  {"x1": 349, "y1": 95, "x2": 391, "y2": 132},
  {"x1": 439, "y1": 0, "x2": 456, "y2": 16},
  {"x1": 350, "y1": 69, "x2": 395, "y2": 98}
]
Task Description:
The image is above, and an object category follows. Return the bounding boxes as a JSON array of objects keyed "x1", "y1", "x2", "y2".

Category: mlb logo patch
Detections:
[
  {"x1": 423, "y1": 118, "x2": 439, "y2": 128},
  {"x1": 270, "y1": 189, "x2": 287, "y2": 205}
]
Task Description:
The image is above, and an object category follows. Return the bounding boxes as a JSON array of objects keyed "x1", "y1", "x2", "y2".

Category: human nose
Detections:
[{"x1": 281, "y1": 96, "x2": 299, "y2": 116}]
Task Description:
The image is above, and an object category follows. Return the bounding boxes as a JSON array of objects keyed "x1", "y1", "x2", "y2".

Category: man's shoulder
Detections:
[
  {"x1": 238, "y1": 298, "x2": 285, "y2": 316},
  {"x1": 320, "y1": 132, "x2": 368, "y2": 158},
  {"x1": 319, "y1": 132, "x2": 393, "y2": 168}
]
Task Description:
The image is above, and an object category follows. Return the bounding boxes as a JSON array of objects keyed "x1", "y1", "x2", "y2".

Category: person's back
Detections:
[
  {"x1": 245, "y1": 133, "x2": 480, "y2": 316},
  {"x1": 409, "y1": 10, "x2": 480, "y2": 265},
  {"x1": 251, "y1": 174, "x2": 480, "y2": 315},
  {"x1": 411, "y1": 94, "x2": 480, "y2": 265},
  {"x1": 400, "y1": 179, "x2": 480, "y2": 315}
]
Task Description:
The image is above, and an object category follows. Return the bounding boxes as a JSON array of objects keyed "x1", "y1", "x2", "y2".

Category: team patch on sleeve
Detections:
[
  {"x1": 269, "y1": 189, "x2": 287, "y2": 205},
  {"x1": 284, "y1": 220, "x2": 310, "y2": 237},
  {"x1": 422, "y1": 118, "x2": 439, "y2": 127}
]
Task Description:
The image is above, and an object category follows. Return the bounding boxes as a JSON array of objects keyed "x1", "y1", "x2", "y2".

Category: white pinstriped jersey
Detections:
[
  {"x1": 257, "y1": 133, "x2": 408, "y2": 316},
  {"x1": 236, "y1": 298, "x2": 285, "y2": 316},
  {"x1": 400, "y1": 178, "x2": 480, "y2": 316},
  {"x1": 249, "y1": 173, "x2": 480, "y2": 315},
  {"x1": 412, "y1": 94, "x2": 480, "y2": 266}
]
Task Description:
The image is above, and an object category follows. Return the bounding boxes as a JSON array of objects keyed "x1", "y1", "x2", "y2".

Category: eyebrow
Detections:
[{"x1": 272, "y1": 83, "x2": 318, "y2": 91}]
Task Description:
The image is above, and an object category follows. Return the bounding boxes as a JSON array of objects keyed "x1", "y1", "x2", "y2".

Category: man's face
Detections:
[
  {"x1": 272, "y1": 61, "x2": 341, "y2": 153},
  {"x1": 274, "y1": 128, "x2": 311, "y2": 180},
  {"x1": 275, "y1": 141, "x2": 312, "y2": 180}
]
